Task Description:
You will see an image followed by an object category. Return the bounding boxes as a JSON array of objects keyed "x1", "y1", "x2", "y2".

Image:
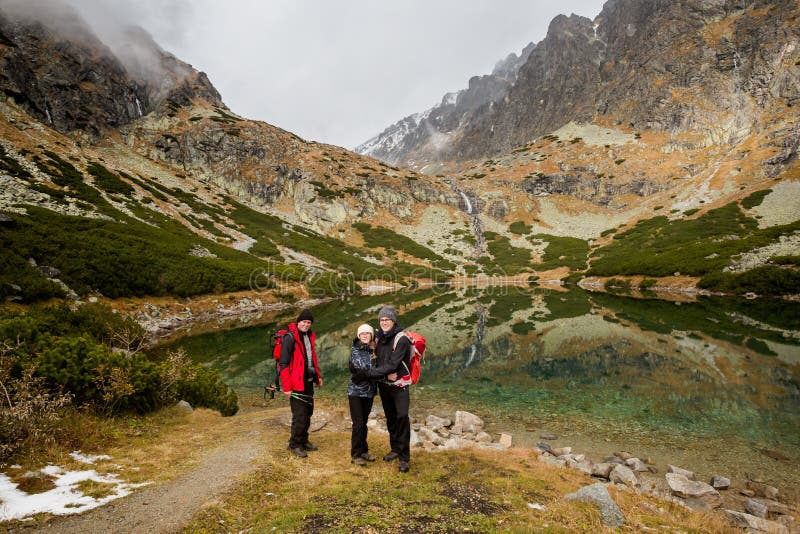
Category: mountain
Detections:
[
  {"x1": 357, "y1": 0, "x2": 800, "y2": 171},
  {"x1": 1, "y1": 0, "x2": 798, "y2": 305}
]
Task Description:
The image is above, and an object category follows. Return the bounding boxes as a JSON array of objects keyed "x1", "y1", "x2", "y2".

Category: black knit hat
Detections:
[{"x1": 297, "y1": 309, "x2": 314, "y2": 323}]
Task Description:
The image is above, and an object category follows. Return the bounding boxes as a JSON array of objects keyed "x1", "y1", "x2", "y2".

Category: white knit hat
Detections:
[{"x1": 356, "y1": 323, "x2": 374, "y2": 339}]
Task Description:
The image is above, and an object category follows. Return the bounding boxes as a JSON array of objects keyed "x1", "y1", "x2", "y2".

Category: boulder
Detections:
[
  {"x1": 744, "y1": 498, "x2": 769, "y2": 519},
  {"x1": 551, "y1": 446, "x2": 571, "y2": 456},
  {"x1": 667, "y1": 464, "x2": 696, "y2": 480},
  {"x1": 410, "y1": 429, "x2": 422, "y2": 448},
  {"x1": 536, "y1": 442, "x2": 552, "y2": 454},
  {"x1": 475, "y1": 431, "x2": 492, "y2": 443},
  {"x1": 762, "y1": 499, "x2": 791, "y2": 517},
  {"x1": 426, "y1": 414, "x2": 451, "y2": 430},
  {"x1": 603, "y1": 455, "x2": 625, "y2": 464},
  {"x1": 441, "y1": 437, "x2": 474, "y2": 450},
  {"x1": 540, "y1": 433, "x2": 558, "y2": 440},
  {"x1": 723, "y1": 510, "x2": 789, "y2": 534},
  {"x1": 417, "y1": 427, "x2": 445, "y2": 446},
  {"x1": 499, "y1": 433, "x2": 513, "y2": 448},
  {"x1": 710, "y1": 475, "x2": 730, "y2": 490},
  {"x1": 614, "y1": 451, "x2": 634, "y2": 461},
  {"x1": 454, "y1": 410, "x2": 484, "y2": 432},
  {"x1": 609, "y1": 465, "x2": 638, "y2": 487},
  {"x1": 624, "y1": 457, "x2": 649, "y2": 472},
  {"x1": 175, "y1": 400, "x2": 193, "y2": 412},
  {"x1": 591, "y1": 463, "x2": 615, "y2": 479},
  {"x1": 565, "y1": 483, "x2": 625, "y2": 528},
  {"x1": 450, "y1": 423, "x2": 464, "y2": 435},
  {"x1": 665, "y1": 473, "x2": 721, "y2": 507}
]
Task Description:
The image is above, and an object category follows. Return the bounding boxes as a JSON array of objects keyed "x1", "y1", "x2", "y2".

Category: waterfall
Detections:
[
  {"x1": 45, "y1": 106, "x2": 52, "y2": 124},
  {"x1": 461, "y1": 304, "x2": 488, "y2": 371},
  {"x1": 459, "y1": 190, "x2": 473, "y2": 214},
  {"x1": 135, "y1": 97, "x2": 143, "y2": 117}
]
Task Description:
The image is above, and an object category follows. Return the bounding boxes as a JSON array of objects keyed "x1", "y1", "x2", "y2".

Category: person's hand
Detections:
[
  {"x1": 318, "y1": 377, "x2": 323, "y2": 388},
  {"x1": 283, "y1": 390, "x2": 291, "y2": 397},
  {"x1": 387, "y1": 373, "x2": 398, "y2": 381}
]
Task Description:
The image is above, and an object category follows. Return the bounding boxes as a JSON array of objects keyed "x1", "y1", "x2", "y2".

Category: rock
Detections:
[
  {"x1": 175, "y1": 400, "x2": 193, "y2": 412},
  {"x1": 741, "y1": 489, "x2": 756, "y2": 497},
  {"x1": 551, "y1": 446, "x2": 571, "y2": 456},
  {"x1": 435, "y1": 428, "x2": 450, "y2": 438},
  {"x1": 475, "y1": 431, "x2": 492, "y2": 443},
  {"x1": 425, "y1": 414, "x2": 451, "y2": 430},
  {"x1": 745, "y1": 498, "x2": 769, "y2": 519},
  {"x1": 410, "y1": 429, "x2": 422, "y2": 448},
  {"x1": 710, "y1": 475, "x2": 730, "y2": 490},
  {"x1": 609, "y1": 464, "x2": 638, "y2": 487},
  {"x1": 88, "y1": 296, "x2": 98, "y2": 303},
  {"x1": 591, "y1": 463, "x2": 614, "y2": 479},
  {"x1": 723, "y1": 510, "x2": 789, "y2": 534},
  {"x1": 540, "y1": 433, "x2": 558, "y2": 440},
  {"x1": 762, "y1": 499, "x2": 791, "y2": 516},
  {"x1": 499, "y1": 433, "x2": 513, "y2": 448},
  {"x1": 624, "y1": 457, "x2": 649, "y2": 472},
  {"x1": 477, "y1": 442, "x2": 508, "y2": 451},
  {"x1": 614, "y1": 451, "x2": 634, "y2": 461},
  {"x1": 449, "y1": 423, "x2": 463, "y2": 435},
  {"x1": 540, "y1": 454, "x2": 567, "y2": 468},
  {"x1": 417, "y1": 427, "x2": 445, "y2": 446},
  {"x1": 747, "y1": 480, "x2": 779, "y2": 500},
  {"x1": 454, "y1": 410, "x2": 484, "y2": 432},
  {"x1": 527, "y1": 502, "x2": 546, "y2": 511},
  {"x1": 667, "y1": 464, "x2": 696, "y2": 480},
  {"x1": 565, "y1": 483, "x2": 625, "y2": 528},
  {"x1": 442, "y1": 437, "x2": 474, "y2": 450},
  {"x1": 536, "y1": 442, "x2": 552, "y2": 454},
  {"x1": 603, "y1": 455, "x2": 625, "y2": 464},
  {"x1": 665, "y1": 473, "x2": 721, "y2": 508}
]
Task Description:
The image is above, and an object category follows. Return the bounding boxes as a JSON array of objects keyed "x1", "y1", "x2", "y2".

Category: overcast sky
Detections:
[{"x1": 64, "y1": 0, "x2": 607, "y2": 150}]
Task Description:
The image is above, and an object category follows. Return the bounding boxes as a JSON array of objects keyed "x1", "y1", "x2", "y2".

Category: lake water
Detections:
[{"x1": 161, "y1": 286, "x2": 800, "y2": 497}]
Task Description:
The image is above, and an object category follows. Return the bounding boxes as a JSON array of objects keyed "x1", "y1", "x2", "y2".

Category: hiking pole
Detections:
[{"x1": 290, "y1": 393, "x2": 313, "y2": 405}]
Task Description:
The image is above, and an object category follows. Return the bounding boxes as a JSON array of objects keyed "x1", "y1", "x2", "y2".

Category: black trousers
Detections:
[
  {"x1": 289, "y1": 382, "x2": 314, "y2": 449},
  {"x1": 378, "y1": 383, "x2": 410, "y2": 462},
  {"x1": 348, "y1": 395, "x2": 375, "y2": 458}
]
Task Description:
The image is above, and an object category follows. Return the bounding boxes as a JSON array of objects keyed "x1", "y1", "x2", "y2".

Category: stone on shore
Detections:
[
  {"x1": 609, "y1": 464, "x2": 638, "y2": 487},
  {"x1": 624, "y1": 457, "x2": 649, "y2": 472},
  {"x1": 667, "y1": 464, "x2": 696, "y2": 480},
  {"x1": 499, "y1": 433, "x2": 513, "y2": 448},
  {"x1": 710, "y1": 475, "x2": 731, "y2": 490},
  {"x1": 565, "y1": 483, "x2": 625, "y2": 528},
  {"x1": 475, "y1": 431, "x2": 492, "y2": 443},
  {"x1": 723, "y1": 510, "x2": 789, "y2": 534},
  {"x1": 614, "y1": 451, "x2": 634, "y2": 461},
  {"x1": 425, "y1": 415, "x2": 451, "y2": 430},
  {"x1": 551, "y1": 446, "x2": 571, "y2": 456},
  {"x1": 665, "y1": 473, "x2": 721, "y2": 507},
  {"x1": 454, "y1": 411, "x2": 484, "y2": 433}
]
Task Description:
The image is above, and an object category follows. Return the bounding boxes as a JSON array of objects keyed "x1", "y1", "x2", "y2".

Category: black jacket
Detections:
[{"x1": 367, "y1": 325, "x2": 411, "y2": 379}]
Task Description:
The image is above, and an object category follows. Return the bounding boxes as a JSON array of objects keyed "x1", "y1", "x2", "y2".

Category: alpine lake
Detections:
[{"x1": 158, "y1": 285, "x2": 800, "y2": 498}]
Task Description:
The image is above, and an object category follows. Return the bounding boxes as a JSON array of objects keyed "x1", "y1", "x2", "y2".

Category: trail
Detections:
[{"x1": 26, "y1": 436, "x2": 263, "y2": 534}]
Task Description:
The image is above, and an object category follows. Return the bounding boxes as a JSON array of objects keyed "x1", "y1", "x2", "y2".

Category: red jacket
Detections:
[{"x1": 279, "y1": 323, "x2": 322, "y2": 392}]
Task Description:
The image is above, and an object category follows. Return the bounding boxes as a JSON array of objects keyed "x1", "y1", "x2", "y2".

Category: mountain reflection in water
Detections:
[{"x1": 162, "y1": 286, "x2": 800, "y2": 496}]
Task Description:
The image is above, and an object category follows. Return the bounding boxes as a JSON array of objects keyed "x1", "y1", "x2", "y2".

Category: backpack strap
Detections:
[{"x1": 392, "y1": 331, "x2": 406, "y2": 351}]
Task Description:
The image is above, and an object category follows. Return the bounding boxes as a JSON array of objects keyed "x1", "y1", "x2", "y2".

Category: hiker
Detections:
[
  {"x1": 279, "y1": 308, "x2": 323, "y2": 457},
  {"x1": 347, "y1": 323, "x2": 378, "y2": 466},
  {"x1": 353, "y1": 305, "x2": 412, "y2": 473}
]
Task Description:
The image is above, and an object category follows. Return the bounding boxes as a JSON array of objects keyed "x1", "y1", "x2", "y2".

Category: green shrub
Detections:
[
  {"x1": 176, "y1": 366, "x2": 238, "y2": 416},
  {"x1": 530, "y1": 234, "x2": 588, "y2": 271},
  {"x1": 87, "y1": 162, "x2": 134, "y2": 196},
  {"x1": 740, "y1": 189, "x2": 772, "y2": 209},
  {"x1": 509, "y1": 221, "x2": 532, "y2": 235},
  {"x1": 698, "y1": 266, "x2": 800, "y2": 296}
]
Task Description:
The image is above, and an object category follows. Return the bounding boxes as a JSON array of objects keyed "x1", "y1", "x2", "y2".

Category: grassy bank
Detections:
[{"x1": 1, "y1": 399, "x2": 735, "y2": 532}]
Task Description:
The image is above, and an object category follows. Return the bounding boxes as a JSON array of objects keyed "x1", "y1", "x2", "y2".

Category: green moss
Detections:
[{"x1": 508, "y1": 221, "x2": 531, "y2": 235}]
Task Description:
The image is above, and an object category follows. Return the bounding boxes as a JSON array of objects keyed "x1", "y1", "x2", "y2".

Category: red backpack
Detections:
[
  {"x1": 273, "y1": 329, "x2": 290, "y2": 361},
  {"x1": 392, "y1": 331, "x2": 426, "y2": 387}
]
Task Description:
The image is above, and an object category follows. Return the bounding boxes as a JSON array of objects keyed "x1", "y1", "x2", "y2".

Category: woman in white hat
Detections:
[{"x1": 347, "y1": 323, "x2": 377, "y2": 466}]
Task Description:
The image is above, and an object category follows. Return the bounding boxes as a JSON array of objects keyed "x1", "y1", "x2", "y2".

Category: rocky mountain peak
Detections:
[{"x1": 0, "y1": 0, "x2": 223, "y2": 137}]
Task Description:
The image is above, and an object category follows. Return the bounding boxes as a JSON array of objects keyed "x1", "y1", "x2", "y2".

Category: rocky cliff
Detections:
[{"x1": 359, "y1": 0, "x2": 800, "y2": 170}]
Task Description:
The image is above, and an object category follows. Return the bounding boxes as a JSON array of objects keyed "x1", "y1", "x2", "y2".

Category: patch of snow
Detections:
[
  {"x1": 69, "y1": 451, "x2": 112, "y2": 465},
  {"x1": 0, "y1": 466, "x2": 150, "y2": 522}
]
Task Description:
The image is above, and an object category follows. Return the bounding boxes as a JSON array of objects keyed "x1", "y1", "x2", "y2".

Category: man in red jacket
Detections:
[{"x1": 279, "y1": 309, "x2": 323, "y2": 457}]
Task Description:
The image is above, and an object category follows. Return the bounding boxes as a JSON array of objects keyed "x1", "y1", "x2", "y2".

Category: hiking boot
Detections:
[
  {"x1": 399, "y1": 461, "x2": 410, "y2": 473},
  {"x1": 361, "y1": 452, "x2": 376, "y2": 462},
  {"x1": 351, "y1": 456, "x2": 367, "y2": 466},
  {"x1": 290, "y1": 447, "x2": 308, "y2": 458},
  {"x1": 383, "y1": 451, "x2": 399, "y2": 462},
  {"x1": 303, "y1": 442, "x2": 318, "y2": 451}
]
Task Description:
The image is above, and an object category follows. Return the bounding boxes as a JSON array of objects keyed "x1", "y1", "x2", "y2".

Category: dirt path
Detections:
[{"x1": 26, "y1": 436, "x2": 264, "y2": 534}]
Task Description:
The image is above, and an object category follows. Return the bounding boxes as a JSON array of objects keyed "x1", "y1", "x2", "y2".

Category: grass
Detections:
[
  {"x1": 352, "y1": 222, "x2": 455, "y2": 270},
  {"x1": 479, "y1": 233, "x2": 532, "y2": 275},
  {"x1": 531, "y1": 234, "x2": 589, "y2": 271}
]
